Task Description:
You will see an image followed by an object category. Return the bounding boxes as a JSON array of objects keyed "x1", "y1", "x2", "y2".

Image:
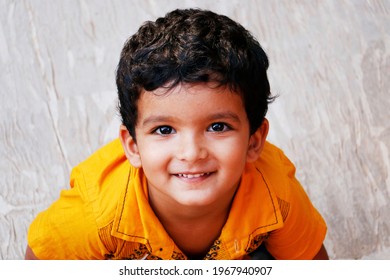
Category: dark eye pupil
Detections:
[
  {"x1": 212, "y1": 123, "x2": 224, "y2": 131},
  {"x1": 160, "y1": 126, "x2": 172, "y2": 134}
]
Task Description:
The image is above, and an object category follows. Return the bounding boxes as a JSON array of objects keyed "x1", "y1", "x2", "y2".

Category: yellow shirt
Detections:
[{"x1": 27, "y1": 139, "x2": 327, "y2": 259}]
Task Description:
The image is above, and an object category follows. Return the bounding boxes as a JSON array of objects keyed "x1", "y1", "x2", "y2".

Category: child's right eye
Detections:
[{"x1": 153, "y1": 126, "x2": 176, "y2": 135}]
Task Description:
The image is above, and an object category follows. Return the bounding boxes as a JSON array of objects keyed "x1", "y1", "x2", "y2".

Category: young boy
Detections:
[{"x1": 25, "y1": 8, "x2": 328, "y2": 260}]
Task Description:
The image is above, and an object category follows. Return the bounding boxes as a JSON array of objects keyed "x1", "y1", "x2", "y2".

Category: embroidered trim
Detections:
[
  {"x1": 171, "y1": 251, "x2": 186, "y2": 260},
  {"x1": 277, "y1": 197, "x2": 290, "y2": 222},
  {"x1": 246, "y1": 233, "x2": 269, "y2": 254},
  {"x1": 204, "y1": 239, "x2": 221, "y2": 260}
]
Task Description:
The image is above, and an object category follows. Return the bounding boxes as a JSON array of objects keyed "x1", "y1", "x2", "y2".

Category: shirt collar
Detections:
[
  {"x1": 111, "y1": 162, "x2": 283, "y2": 259},
  {"x1": 220, "y1": 163, "x2": 284, "y2": 258},
  {"x1": 111, "y1": 167, "x2": 175, "y2": 259}
]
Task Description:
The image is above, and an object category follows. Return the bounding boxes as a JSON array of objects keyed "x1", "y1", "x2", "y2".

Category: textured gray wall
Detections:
[{"x1": 1, "y1": 0, "x2": 389, "y2": 259}]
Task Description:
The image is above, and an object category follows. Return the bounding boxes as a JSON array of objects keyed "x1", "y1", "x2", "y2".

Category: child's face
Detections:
[{"x1": 120, "y1": 83, "x2": 268, "y2": 209}]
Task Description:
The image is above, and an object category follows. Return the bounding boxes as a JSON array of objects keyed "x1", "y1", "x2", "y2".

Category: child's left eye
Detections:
[{"x1": 207, "y1": 122, "x2": 231, "y2": 132}]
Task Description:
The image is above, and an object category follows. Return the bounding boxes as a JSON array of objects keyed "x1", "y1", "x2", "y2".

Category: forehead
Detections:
[{"x1": 136, "y1": 83, "x2": 247, "y2": 124}]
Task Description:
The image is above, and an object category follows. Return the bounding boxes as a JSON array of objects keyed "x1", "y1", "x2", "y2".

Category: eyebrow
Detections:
[
  {"x1": 141, "y1": 116, "x2": 175, "y2": 127},
  {"x1": 141, "y1": 111, "x2": 241, "y2": 127},
  {"x1": 207, "y1": 112, "x2": 241, "y2": 123}
]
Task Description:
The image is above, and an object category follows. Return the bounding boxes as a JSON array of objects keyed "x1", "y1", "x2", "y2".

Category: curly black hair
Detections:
[{"x1": 116, "y1": 8, "x2": 274, "y2": 139}]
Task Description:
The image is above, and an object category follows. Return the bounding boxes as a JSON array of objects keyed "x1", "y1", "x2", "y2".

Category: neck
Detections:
[
  {"x1": 164, "y1": 206, "x2": 230, "y2": 259},
  {"x1": 148, "y1": 192, "x2": 234, "y2": 259}
]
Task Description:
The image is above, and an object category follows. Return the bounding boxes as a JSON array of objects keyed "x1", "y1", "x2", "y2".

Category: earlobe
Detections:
[
  {"x1": 119, "y1": 125, "x2": 142, "y2": 168},
  {"x1": 247, "y1": 118, "x2": 269, "y2": 163}
]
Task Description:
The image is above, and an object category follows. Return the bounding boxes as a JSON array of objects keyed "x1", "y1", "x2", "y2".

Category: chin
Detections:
[{"x1": 174, "y1": 194, "x2": 217, "y2": 208}]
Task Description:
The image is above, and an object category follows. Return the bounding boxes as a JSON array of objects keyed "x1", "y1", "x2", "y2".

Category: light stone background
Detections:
[{"x1": 1, "y1": 0, "x2": 389, "y2": 260}]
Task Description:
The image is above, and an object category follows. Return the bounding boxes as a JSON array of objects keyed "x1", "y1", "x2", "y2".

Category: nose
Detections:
[{"x1": 176, "y1": 132, "x2": 208, "y2": 162}]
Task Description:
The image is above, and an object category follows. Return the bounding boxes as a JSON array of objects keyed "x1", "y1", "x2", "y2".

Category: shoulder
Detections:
[
  {"x1": 258, "y1": 141, "x2": 294, "y2": 170},
  {"x1": 28, "y1": 139, "x2": 133, "y2": 259},
  {"x1": 253, "y1": 142, "x2": 327, "y2": 259},
  {"x1": 253, "y1": 141, "x2": 297, "y2": 201},
  {"x1": 72, "y1": 138, "x2": 128, "y2": 182},
  {"x1": 70, "y1": 138, "x2": 131, "y2": 224}
]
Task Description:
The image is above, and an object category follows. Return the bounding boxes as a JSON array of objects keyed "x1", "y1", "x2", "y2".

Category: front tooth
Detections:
[{"x1": 180, "y1": 173, "x2": 205, "y2": 178}]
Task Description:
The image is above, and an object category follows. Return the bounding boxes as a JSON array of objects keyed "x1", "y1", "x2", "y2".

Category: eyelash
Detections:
[
  {"x1": 152, "y1": 122, "x2": 232, "y2": 135},
  {"x1": 207, "y1": 122, "x2": 232, "y2": 132},
  {"x1": 153, "y1": 126, "x2": 176, "y2": 135}
]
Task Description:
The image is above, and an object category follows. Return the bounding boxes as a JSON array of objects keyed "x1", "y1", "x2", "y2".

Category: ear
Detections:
[
  {"x1": 119, "y1": 125, "x2": 142, "y2": 168},
  {"x1": 246, "y1": 118, "x2": 269, "y2": 163}
]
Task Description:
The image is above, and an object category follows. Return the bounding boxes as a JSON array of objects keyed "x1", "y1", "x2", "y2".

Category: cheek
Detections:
[
  {"x1": 213, "y1": 140, "x2": 249, "y2": 165},
  {"x1": 138, "y1": 142, "x2": 171, "y2": 167}
]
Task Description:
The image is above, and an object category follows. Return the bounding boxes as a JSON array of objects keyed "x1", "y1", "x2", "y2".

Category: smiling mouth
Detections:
[{"x1": 175, "y1": 172, "x2": 212, "y2": 179}]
